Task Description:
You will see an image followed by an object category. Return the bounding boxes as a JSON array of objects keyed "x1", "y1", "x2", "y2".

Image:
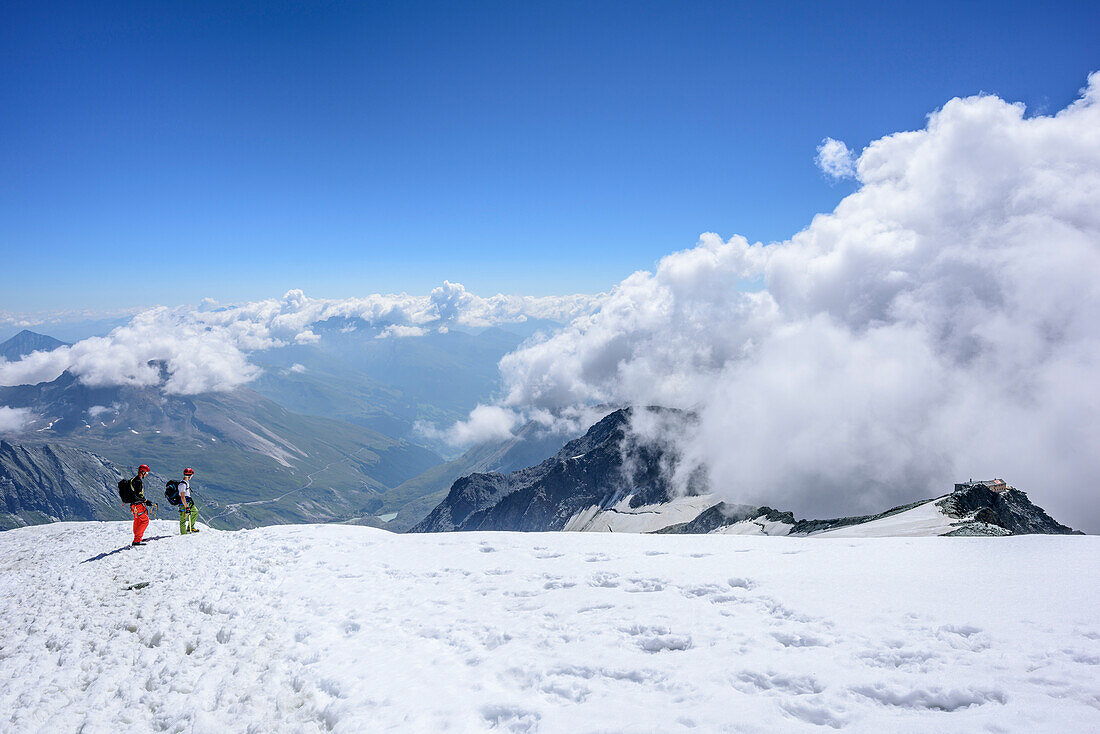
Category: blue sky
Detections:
[{"x1": 2, "y1": 0, "x2": 1097, "y2": 313}]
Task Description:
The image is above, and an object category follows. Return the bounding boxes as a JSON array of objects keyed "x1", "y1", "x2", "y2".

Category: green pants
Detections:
[{"x1": 179, "y1": 504, "x2": 197, "y2": 534}]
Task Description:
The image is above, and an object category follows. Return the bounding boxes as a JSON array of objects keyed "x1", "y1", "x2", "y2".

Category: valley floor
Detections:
[{"x1": 0, "y1": 522, "x2": 1097, "y2": 733}]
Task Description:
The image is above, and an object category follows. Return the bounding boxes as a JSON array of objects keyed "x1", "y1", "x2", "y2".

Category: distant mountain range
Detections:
[
  {"x1": 0, "y1": 326, "x2": 584, "y2": 532},
  {"x1": 412, "y1": 408, "x2": 1079, "y2": 537},
  {"x1": 0, "y1": 368, "x2": 442, "y2": 529},
  {"x1": 0, "y1": 330, "x2": 1081, "y2": 537}
]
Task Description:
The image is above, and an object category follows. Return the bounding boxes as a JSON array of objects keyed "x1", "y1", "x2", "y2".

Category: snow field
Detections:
[{"x1": 0, "y1": 521, "x2": 1097, "y2": 733}]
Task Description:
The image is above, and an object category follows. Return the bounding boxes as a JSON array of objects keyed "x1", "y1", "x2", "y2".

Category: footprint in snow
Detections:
[
  {"x1": 771, "y1": 631, "x2": 828, "y2": 648},
  {"x1": 619, "y1": 623, "x2": 692, "y2": 652},
  {"x1": 588, "y1": 572, "x2": 620, "y2": 588},
  {"x1": 577, "y1": 603, "x2": 614, "y2": 613},
  {"x1": 539, "y1": 677, "x2": 591, "y2": 703},
  {"x1": 857, "y1": 647, "x2": 936, "y2": 672},
  {"x1": 680, "y1": 583, "x2": 725, "y2": 598},
  {"x1": 848, "y1": 682, "x2": 1006, "y2": 711},
  {"x1": 621, "y1": 623, "x2": 670, "y2": 636},
  {"x1": 935, "y1": 625, "x2": 991, "y2": 651},
  {"x1": 639, "y1": 634, "x2": 693, "y2": 653},
  {"x1": 779, "y1": 699, "x2": 850, "y2": 729},
  {"x1": 708, "y1": 594, "x2": 742, "y2": 604},
  {"x1": 734, "y1": 669, "x2": 824, "y2": 695},
  {"x1": 480, "y1": 704, "x2": 541, "y2": 733},
  {"x1": 624, "y1": 577, "x2": 665, "y2": 593},
  {"x1": 938, "y1": 624, "x2": 982, "y2": 638}
]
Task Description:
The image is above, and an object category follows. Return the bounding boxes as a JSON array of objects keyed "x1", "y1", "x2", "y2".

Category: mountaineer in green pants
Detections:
[{"x1": 178, "y1": 467, "x2": 199, "y2": 534}]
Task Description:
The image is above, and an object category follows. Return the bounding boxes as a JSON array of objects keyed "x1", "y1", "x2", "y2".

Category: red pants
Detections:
[{"x1": 131, "y1": 503, "x2": 149, "y2": 543}]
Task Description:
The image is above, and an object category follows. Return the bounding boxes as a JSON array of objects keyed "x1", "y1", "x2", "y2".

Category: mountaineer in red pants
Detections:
[{"x1": 127, "y1": 464, "x2": 153, "y2": 545}]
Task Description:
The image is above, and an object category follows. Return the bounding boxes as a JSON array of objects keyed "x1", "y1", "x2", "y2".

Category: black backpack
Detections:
[
  {"x1": 118, "y1": 478, "x2": 136, "y2": 504},
  {"x1": 165, "y1": 480, "x2": 182, "y2": 506}
]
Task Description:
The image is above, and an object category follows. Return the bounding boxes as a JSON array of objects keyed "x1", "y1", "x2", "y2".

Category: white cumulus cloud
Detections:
[
  {"x1": 417, "y1": 405, "x2": 522, "y2": 446},
  {"x1": 376, "y1": 325, "x2": 429, "y2": 339},
  {"x1": 473, "y1": 73, "x2": 1100, "y2": 532},
  {"x1": 816, "y1": 137, "x2": 857, "y2": 179},
  {"x1": 0, "y1": 406, "x2": 33, "y2": 433}
]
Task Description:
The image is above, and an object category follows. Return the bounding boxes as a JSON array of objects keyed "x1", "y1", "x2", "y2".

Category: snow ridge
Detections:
[{"x1": 1, "y1": 521, "x2": 1097, "y2": 732}]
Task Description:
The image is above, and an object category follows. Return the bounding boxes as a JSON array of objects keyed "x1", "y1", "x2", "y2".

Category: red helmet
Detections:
[
  {"x1": 183, "y1": 467, "x2": 194, "y2": 476},
  {"x1": 138, "y1": 464, "x2": 150, "y2": 474}
]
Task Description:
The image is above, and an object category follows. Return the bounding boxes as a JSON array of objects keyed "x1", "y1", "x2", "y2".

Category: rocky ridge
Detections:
[{"x1": 413, "y1": 408, "x2": 1081, "y2": 537}]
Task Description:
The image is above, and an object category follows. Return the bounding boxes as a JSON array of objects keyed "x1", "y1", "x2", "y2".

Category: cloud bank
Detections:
[
  {"x1": 486, "y1": 73, "x2": 1100, "y2": 530},
  {"x1": 0, "y1": 283, "x2": 604, "y2": 395}
]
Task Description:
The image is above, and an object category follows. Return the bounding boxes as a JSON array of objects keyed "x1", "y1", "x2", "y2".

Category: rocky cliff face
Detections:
[
  {"x1": 0, "y1": 441, "x2": 157, "y2": 530},
  {"x1": 936, "y1": 486, "x2": 1077, "y2": 536},
  {"x1": 348, "y1": 417, "x2": 586, "y2": 532},
  {"x1": 410, "y1": 407, "x2": 699, "y2": 532}
]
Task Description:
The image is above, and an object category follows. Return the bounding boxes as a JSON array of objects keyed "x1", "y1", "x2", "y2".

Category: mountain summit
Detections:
[
  {"x1": 0, "y1": 329, "x2": 67, "y2": 361},
  {"x1": 411, "y1": 407, "x2": 707, "y2": 533}
]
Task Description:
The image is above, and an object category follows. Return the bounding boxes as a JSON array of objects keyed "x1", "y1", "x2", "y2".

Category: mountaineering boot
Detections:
[
  {"x1": 190, "y1": 528, "x2": 201, "y2": 533},
  {"x1": 131, "y1": 540, "x2": 145, "y2": 546}
]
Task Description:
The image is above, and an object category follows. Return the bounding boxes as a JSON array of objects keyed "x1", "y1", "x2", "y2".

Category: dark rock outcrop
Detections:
[
  {"x1": 411, "y1": 407, "x2": 700, "y2": 532},
  {"x1": 936, "y1": 485, "x2": 1078, "y2": 535},
  {"x1": 658, "y1": 503, "x2": 794, "y2": 534}
]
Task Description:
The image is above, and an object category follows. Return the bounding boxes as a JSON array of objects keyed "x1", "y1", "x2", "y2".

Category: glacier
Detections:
[{"x1": 0, "y1": 521, "x2": 1096, "y2": 732}]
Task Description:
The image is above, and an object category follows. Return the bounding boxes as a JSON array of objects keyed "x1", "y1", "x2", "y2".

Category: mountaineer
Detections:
[
  {"x1": 176, "y1": 467, "x2": 199, "y2": 534},
  {"x1": 118, "y1": 464, "x2": 153, "y2": 546}
]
